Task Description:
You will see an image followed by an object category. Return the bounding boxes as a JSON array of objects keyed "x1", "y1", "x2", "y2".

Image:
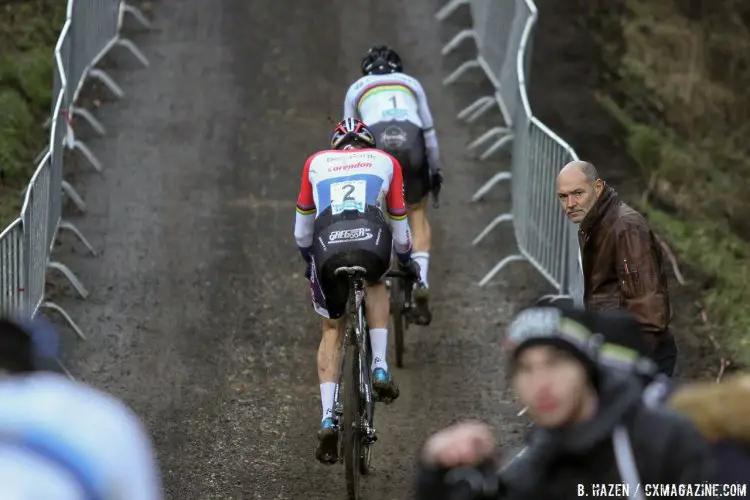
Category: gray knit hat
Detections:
[{"x1": 505, "y1": 307, "x2": 600, "y2": 386}]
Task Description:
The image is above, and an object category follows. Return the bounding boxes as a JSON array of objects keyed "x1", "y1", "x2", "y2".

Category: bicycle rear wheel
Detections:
[
  {"x1": 359, "y1": 318, "x2": 373, "y2": 476},
  {"x1": 343, "y1": 329, "x2": 361, "y2": 498},
  {"x1": 390, "y1": 277, "x2": 405, "y2": 368}
]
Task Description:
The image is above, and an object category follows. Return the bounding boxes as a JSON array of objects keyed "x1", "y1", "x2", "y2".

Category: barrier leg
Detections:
[
  {"x1": 46, "y1": 261, "x2": 89, "y2": 299},
  {"x1": 436, "y1": 0, "x2": 469, "y2": 21},
  {"x1": 70, "y1": 107, "x2": 106, "y2": 136},
  {"x1": 115, "y1": 38, "x2": 150, "y2": 68},
  {"x1": 441, "y1": 29, "x2": 477, "y2": 56},
  {"x1": 535, "y1": 294, "x2": 573, "y2": 307},
  {"x1": 56, "y1": 358, "x2": 76, "y2": 381},
  {"x1": 472, "y1": 172, "x2": 512, "y2": 202},
  {"x1": 88, "y1": 68, "x2": 125, "y2": 99},
  {"x1": 61, "y1": 180, "x2": 86, "y2": 213},
  {"x1": 467, "y1": 127, "x2": 508, "y2": 151},
  {"x1": 467, "y1": 99, "x2": 497, "y2": 123},
  {"x1": 479, "y1": 134, "x2": 515, "y2": 161},
  {"x1": 472, "y1": 214, "x2": 513, "y2": 245},
  {"x1": 41, "y1": 301, "x2": 86, "y2": 340},
  {"x1": 123, "y1": 2, "x2": 153, "y2": 29},
  {"x1": 457, "y1": 96, "x2": 493, "y2": 121},
  {"x1": 58, "y1": 220, "x2": 97, "y2": 256},
  {"x1": 71, "y1": 140, "x2": 103, "y2": 173},
  {"x1": 478, "y1": 255, "x2": 527, "y2": 287},
  {"x1": 443, "y1": 60, "x2": 480, "y2": 86}
]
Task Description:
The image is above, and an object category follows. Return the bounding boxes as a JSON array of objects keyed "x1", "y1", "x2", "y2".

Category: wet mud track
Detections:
[{"x1": 53, "y1": 0, "x2": 549, "y2": 498}]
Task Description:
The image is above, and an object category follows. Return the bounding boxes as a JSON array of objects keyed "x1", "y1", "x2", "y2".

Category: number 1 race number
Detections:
[{"x1": 330, "y1": 180, "x2": 366, "y2": 215}]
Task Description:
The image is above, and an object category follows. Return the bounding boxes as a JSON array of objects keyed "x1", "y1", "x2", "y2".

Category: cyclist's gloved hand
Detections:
[
  {"x1": 431, "y1": 169, "x2": 443, "y2": 208},
  {"x1": 304, "y1": 262, "x2": 312, "y2": 281},
  {"x1": 431, "y1": 168, "x2": 443, "y2": 192}
]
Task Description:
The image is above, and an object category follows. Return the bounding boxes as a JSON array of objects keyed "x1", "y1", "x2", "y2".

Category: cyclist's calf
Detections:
[
  {"x1": 318, "y1": 318, "x2": 344, "y2": 384},
  {"x1": 408, "y1": 200, "x2": 432, "y2": 253},
  {"x1": 365, "y1": 282, "x2": 389, "y2": 329}
]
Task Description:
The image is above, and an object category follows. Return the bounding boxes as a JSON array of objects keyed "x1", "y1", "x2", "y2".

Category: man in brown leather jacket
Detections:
[{"x1": 556, "y1": 161, "x2": 678, "y2": 375}]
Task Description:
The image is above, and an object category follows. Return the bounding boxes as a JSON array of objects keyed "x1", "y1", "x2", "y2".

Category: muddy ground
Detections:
[
  {"x1": 529, "y1": 0, "x2": 723, "y2": 380},
  {"x1": 48, "y1": 0, "x2": 550, "y2": 498}
]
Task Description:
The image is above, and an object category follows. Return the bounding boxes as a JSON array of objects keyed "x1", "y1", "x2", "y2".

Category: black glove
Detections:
[
  {"x1": 431, "y1": 169, "x2": 443, "y2": 208},
  {"x1": 399, "y1": 258, "x2": 421, "y2": 281},
  {"x1": 304, "y1": 262, "x2": 312, "y2": 281}
]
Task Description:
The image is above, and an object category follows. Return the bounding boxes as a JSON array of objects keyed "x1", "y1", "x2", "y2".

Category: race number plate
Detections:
[{"x1": 330, "y1": 180, "x2": 366, "y2": 214}]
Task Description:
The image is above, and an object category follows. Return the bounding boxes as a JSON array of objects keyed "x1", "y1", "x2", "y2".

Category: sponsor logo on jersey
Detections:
[
  {"x1": 328, "y1": 227, "x2": 373, "y2": 244},
  {"x1": 328, "y1": 161, "x2": 372, "y2": 172},
  {"x1": 317, "y1": 235, "x2": 327, "y2": 252},
  {"x1": 380, "y1": 126, "x2": 408, "y2": 149},
  {"x1": 382, "y1": 108, "x2": 408, "y2": 120}
]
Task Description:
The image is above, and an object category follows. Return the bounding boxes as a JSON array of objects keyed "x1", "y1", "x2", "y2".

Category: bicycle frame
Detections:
[{"x1": 331, "y1": 267, "x2": 377, "y2": 446}]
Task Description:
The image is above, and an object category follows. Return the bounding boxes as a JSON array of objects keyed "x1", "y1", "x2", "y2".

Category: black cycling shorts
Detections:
[
  {"x1": 309, "y1": 207, "x2": 393, "y2": 320},
  {"x1": 368, "y1": 120, "x2": 430, "y2": 206}
]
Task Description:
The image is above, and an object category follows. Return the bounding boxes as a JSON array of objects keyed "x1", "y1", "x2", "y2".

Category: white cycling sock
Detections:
[
  {"x1": 370, "y1": 328, "x2": 388, "y2": 372},
  {"x1": 412, "y1": 252, "x2": 429, "y2": 288},
  {"x1": 320, "y1": 382, "x2": 336, "y2": 422}
]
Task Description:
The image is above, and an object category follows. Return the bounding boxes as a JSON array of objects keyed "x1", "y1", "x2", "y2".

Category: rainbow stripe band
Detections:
[
  {"x1": 388, "y1": 210, "x2": 408, "y2": 221},
  {"x1": 356, "y1": 82, "x2": 417, "y2": 111},
  {"x1": 296, "y1": 205, "x2": 315, "y2": 215}
]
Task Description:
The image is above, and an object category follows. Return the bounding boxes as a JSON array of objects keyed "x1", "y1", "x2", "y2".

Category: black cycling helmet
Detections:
[{"x1": 361, "y1": 45, "x2": 403, "y2": 75}]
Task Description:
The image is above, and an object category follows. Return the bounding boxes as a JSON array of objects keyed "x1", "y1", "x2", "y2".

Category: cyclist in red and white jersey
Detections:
[{"x1": 294, "y1": 117, "x2": 420, "y2": 464}]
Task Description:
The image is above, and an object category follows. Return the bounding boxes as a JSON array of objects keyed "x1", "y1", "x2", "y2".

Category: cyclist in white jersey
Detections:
[
  {"x1": 294, "y1": 117, "x2": 421, "y2": 464},
  {"x1": 343, "y1": 45, "x2": 443, "y2": 326},
  {"x1": 0, "y1": 316, "x2": 164, "y2": 499}
]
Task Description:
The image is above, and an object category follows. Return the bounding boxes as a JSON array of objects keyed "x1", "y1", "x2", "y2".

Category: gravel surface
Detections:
[{"x1": 52, "y1": 0, "x2": 549, "y2": 498}]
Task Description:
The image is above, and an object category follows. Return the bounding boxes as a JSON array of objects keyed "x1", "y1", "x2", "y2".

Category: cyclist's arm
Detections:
[
  {"x1": 385, "y1": 156, "x2": 413, "y2": 263},
  {"x1": 294, "y1": 156, "x2": 316, "y2": 263},
  {"x1": 413, "y1": 79, "x2": 441, "y2": 173},
  {"x1": 343, "y1": 82, "x2": 358, "y2": 119}
]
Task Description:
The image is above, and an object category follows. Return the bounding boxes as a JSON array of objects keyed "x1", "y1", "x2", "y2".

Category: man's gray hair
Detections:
[{"x1": 579, "y1": 161, "x2": 600, "y2": 182}]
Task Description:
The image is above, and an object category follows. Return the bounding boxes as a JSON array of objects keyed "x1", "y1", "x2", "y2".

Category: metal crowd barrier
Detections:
[
  {"x1": 0, "y1": 0, "x2": 152, "y2": 341},
  {"x1": 437, "y1": 0, "x2": 584, "y2": 306}
]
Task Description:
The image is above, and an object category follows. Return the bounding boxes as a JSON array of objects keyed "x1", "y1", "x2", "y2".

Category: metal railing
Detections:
[
  {"x1": 437, "y1": 0, "x2": 584, "y2": 306},
  {"x1": 0, "y1": 0, "x2": 152, "y2": 338}
]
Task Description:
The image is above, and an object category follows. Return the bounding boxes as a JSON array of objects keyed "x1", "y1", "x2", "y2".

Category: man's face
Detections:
[
  {"x1": 556, "y1": 170, "x2": 603, "y2": 224},
  {"x1": 512, "y1": 345, "x2": 592, "y2": 428}
]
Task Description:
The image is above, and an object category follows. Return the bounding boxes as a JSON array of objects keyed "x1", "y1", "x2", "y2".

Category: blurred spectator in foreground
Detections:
[
  {"x1": 416, "y1": 306, "x2": 717, "y2": 500},
  {"x1": 667, "y1": 374, "x2": 750, "y2": 490},
  {"x1": 0, "y1": 315, "x2": 164, "y2": 499},
  {"x1": 556, "y1": 161, "x2": 678, "y2": 376}
]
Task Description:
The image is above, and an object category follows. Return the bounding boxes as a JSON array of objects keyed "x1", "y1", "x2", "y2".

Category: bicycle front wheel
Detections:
[{"x1": 343, "y1": 338, "x2": 361, "y2": 499}]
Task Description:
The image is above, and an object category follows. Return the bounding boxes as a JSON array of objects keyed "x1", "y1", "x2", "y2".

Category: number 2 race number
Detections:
[{"x1": 330, "y1": 180, "x2": 366, "y2": 215}]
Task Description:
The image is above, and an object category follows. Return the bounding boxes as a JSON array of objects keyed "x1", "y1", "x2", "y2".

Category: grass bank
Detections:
[
  {"x1": 0, "y1": 1, "x2": 66, "y2": 227},
  {"x1": 599, "y1": 0, "x2": 750, "y2": 365}
]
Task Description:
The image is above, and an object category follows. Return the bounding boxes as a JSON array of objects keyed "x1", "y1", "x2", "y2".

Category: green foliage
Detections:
[
  {"x1": 0, "y1": 1, "x2": 66, "y2": 226},
  {"x1": 642, "y1": 207, "x2": 750, "y2": 365},
  {"x1": 597, "y1": 0, "x2": 750, "y2": 364}
]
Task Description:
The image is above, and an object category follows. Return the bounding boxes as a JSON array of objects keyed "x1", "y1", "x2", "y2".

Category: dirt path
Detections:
[{"x1": 53, "y1": 0, "x2": 548, "y2": 498}]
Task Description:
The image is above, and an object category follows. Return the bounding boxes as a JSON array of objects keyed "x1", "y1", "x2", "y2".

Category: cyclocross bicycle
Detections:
[{"x1": 330, "y1": 264, "x2": 414, "y2": 500}]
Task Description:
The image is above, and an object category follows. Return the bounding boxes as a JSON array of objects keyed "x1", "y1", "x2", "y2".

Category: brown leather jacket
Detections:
[{"x1": 579, "y1": 186, "x2": 672, "y2": 348}]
